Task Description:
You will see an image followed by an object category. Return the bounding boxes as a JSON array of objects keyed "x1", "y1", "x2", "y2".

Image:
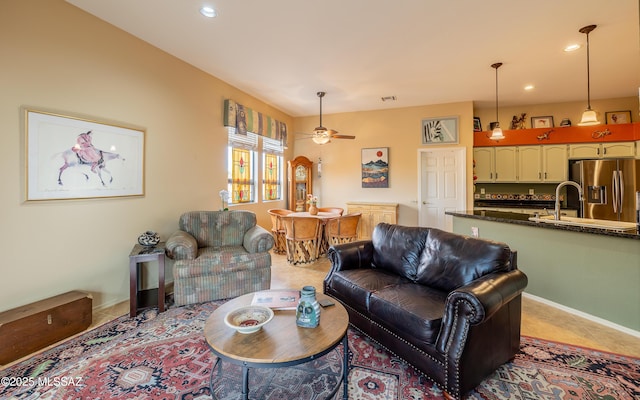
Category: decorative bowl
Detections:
[
  {"x1": 224, "y1": 305, "x2": 274, "y2": 334},
  {"x1": 138, "y1": 230, "x2": 160, "y2": 246}
]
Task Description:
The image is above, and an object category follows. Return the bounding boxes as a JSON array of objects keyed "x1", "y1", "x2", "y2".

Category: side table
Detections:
[{"x1": 129, "y1": 242, "x2": 166, "y2": 317}]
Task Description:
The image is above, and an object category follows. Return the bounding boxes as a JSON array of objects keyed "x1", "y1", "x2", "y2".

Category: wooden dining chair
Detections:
[
  {"x1": 325, "y1": 213, "x2": 361, "y2": 246},
  {"x1": 281, "y1": 216, "x2": 321, "y2": 265},
  {"x1": 267, "y1": 208, "x2": 292, "y2": 254},
  {"x1": 317, "y1": 207, "x2": 344, "y2": 216}
]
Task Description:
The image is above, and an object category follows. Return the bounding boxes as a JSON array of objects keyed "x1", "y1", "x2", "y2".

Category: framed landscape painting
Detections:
[
  {"x1": 422, "y1": 116, "x2": 458, "y2": 144},
  {"x1": 25, "y1": 108, "x2": 145, "y2": 201},
  {"x1": 361, "y1": 147, "x2": 389, "y2": 188}
]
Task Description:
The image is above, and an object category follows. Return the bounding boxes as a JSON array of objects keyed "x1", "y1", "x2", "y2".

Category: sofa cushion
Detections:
[
  {"x1": 371, "y1": 223, "x2": 430, "y2": 281},
  {"x1": 328, "y1": 269, "x2": 410, "y2": 315},
  {"x1": 369, "y1": 284, "x2": 447, "y2": 346},
  {"x1": 416, "y1": 228, "x2": 512, "y2": 292}
]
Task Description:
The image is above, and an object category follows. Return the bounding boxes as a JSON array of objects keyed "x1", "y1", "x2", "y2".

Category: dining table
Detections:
[{"x1": 287, "y1": 211, "x2": 340, "y2": 255}]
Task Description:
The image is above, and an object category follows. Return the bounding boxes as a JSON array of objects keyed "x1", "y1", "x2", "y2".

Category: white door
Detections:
[{"x1": 418, "y1": 148, "x2": 466, "y2": 231}]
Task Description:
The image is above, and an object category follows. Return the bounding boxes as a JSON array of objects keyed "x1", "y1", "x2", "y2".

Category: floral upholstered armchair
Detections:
[{"x1": 166, "y1": 210, "x2": 274, "y2": 306}]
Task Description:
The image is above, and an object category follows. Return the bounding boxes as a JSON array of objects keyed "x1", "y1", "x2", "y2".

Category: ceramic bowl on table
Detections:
[{"x1": 224, "y1": 305, "x2": 274, "y2": 334}]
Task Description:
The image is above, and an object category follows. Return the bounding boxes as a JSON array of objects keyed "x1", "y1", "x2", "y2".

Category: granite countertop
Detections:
[{"x1": 447, "y1": 210, "x2": 639, "y2": 240}]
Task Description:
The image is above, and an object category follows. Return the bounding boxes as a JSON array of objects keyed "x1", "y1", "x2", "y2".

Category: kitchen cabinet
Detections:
[
  {"x1": 473, "y1": 147, "x2": 517, "y2": 182},
  {"x1": 346, "y1": 202, "x2": 398, "y2": 239},
  {"x1": 287, "y1": 156, "x2": 312, "y2": 211},
  {"x1": 517, "y1": 146, "x2": 541, "y2": 182},
  {"x1": 473, "y1": 148, "x2": 494, "y2": 182},
  {"x1": 494, "y1": 147, "x2": 518, "y2": 182},
  {"x1": 518, "y1": 145, "x2": 568, "y2": 183},
  {"x1": 568, "y1": 142, "x2": 636, "y2": 159}
]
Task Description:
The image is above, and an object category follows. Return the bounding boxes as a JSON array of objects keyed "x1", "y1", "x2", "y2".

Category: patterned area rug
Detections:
[{"x1": 1, "y1": 301, "x2": 639, "y2": 399}]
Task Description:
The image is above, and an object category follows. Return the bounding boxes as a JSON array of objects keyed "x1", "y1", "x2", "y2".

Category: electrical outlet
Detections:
[
  {"x1": 471, "y1": 227, "x2": 479, "y2": 237},
  {"x1": 529, "y1": 188, "x2": 535, "y2": 195}
]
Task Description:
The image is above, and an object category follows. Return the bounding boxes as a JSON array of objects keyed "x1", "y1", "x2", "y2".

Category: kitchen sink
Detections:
[{"x1": 528, "y1": 215, "x2": 637, "y2": 232}]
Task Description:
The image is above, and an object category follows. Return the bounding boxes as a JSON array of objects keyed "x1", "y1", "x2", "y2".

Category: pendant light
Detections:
[
  {"x1": 490, "y1": 62, "x2": 505, "y2": 140},
  {"x1": 578, "y1": 25, "x2": 600, "y2": 126}
]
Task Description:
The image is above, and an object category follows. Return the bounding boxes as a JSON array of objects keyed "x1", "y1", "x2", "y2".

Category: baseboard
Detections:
[
  {"x1": 92, "y1": 281, "x2": 174, "y2": 313},
  {"x1": 523, "y1": 293, "x2": 640, "y2": 339}
]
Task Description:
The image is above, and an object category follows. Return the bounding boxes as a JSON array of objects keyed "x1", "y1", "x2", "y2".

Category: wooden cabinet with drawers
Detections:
[{"x1": 346, "y1": 202, "x2": 398, "y2": 239}]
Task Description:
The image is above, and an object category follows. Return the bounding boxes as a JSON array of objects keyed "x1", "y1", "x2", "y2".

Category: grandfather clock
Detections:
[{"x1": 288, "y1": 156, "x2": 313, "y2": 211}]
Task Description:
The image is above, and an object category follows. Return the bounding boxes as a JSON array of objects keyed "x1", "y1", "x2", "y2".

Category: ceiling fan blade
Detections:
[{"x1": 331, "y1": 134, "x2": 356, "y2": 139}]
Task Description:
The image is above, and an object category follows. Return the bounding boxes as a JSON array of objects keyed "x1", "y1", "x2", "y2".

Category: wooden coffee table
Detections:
[{"x1": 203, "y1": 290, "x2": 349, "y2": 400}]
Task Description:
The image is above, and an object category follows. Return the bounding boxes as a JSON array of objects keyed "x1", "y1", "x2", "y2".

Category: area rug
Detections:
[{"x1": 1, "y1": 300, "x2": 638, "y2": 399}]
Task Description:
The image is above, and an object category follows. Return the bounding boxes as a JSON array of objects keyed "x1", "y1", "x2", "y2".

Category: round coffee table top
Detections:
[{"x1": 204, "y1": 290, "x2": 348, "y2": 365}]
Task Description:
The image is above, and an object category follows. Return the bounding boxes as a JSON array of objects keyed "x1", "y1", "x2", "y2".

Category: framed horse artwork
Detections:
[{"x1": 24, "y1": 108, "x2": 145, "y2": 201}]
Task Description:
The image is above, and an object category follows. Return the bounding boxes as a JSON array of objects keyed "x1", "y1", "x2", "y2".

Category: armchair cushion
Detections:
[{"x1": 178, "y1": 211, "x2": 255, "y2": 248}]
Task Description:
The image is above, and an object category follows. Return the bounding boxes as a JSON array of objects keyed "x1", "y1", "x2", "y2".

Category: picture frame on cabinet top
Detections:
[
  {"x1": 605, "y1": 110, "x2": 631, "y2": 124},
  {"x1": 531, "y1": 116, "x2": 554, "y2": 129},
  {"x1": 473, "y1": 117, "x2": 482, "y2": 132}
]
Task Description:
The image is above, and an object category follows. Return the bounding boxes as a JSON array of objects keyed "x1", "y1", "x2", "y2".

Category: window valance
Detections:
[{"x1": 224, "y1": 99, "x2": 288, "y2": 145}]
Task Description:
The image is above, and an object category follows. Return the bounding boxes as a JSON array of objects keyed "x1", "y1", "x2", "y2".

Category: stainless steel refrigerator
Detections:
[{"x1": 568, "y1": 159, "x2": 640, "y2": 222}]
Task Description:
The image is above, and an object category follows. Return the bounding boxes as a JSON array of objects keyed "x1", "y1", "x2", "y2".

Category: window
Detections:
[
  {"x1": 262, "y1": 136, "x2": 284, "y2": 201},
  {"x1": 227, "y1": 128, "x2": 257, "y2": 204}
]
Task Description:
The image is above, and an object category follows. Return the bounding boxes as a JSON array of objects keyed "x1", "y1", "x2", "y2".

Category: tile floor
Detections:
[{"x1": 3, "y1": 251, "x2": 639, "y2": 370}]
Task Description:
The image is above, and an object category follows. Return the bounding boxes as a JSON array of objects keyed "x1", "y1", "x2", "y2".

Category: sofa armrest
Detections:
[
  {"x1": 327, "y1": 240, "x2": 374, "y2": 272},
  {"x1": 436, "y1": 269, "x2": 528, "y2": 353},
  {"x1": 165, "y1": 230, "x2": 198, "y2": 260},
  {"x1": 324, "y1": 241, "x2": 374, "y2": 292},
  {"x1": 243, "y1": 225, "x2": 274, "y2": 253}
]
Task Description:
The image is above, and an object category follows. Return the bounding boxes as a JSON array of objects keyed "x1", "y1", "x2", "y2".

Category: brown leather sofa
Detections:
[{"x1": 324, "y1": 223, "x2": 528, "y2": 399}]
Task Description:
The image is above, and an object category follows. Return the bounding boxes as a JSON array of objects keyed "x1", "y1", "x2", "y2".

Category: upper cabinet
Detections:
[
  {"x1": 494, "y1": 147, "x2": 518, "y2": 182},
  {"x1": 475, "y1": 145, "x2": 568, "y2": 183},
  {"x1": 473, "y1": 122, "x2": 639, "y2": 183},
  {"x1": 473, "y1": 147, "x2": 517, "y2": 182},
  {"x1": 568, "y1": 142, "x2": 636, "y2": 159},
  {"x1": 518, "y1": 145, "x2": 568, "y2": 182}
]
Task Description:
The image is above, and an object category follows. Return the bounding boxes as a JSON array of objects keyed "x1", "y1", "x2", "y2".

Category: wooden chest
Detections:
[{"x1": 0, "y1": 291, "x2": 92, "y2": 364}]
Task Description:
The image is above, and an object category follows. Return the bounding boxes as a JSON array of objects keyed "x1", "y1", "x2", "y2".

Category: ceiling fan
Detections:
[{"x1": 305, "y1": 92, "x2": 355, "y2": 144}]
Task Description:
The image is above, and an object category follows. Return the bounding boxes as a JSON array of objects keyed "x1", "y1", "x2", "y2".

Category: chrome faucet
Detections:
[{"x1": 554, "y1": 181, "x2": 583, "y2": 220}]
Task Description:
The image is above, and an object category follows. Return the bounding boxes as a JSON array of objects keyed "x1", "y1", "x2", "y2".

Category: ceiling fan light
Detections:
[
  {"x1": 490, "y1": 126, "x2": 505, "y2": 140},
  {"x1": 578, "y1": 109, "x2": 600, "y2": 126},
  {"x1": 312, "y1": 134, "x2": 330, "y2": 145}
]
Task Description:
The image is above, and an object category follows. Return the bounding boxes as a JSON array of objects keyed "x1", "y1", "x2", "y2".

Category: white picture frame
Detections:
[
  {"x1": 422, "y1": 116, "x2": 459, "y2": 144},
  {"x1": 25, "y1": 108, "x2": 145, "y2": 201}
]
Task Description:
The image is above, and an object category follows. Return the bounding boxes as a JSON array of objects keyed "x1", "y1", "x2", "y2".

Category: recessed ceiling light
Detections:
[
  {"x1": 524, "y1": 85, "x2": 535, "y2": 91},
  {"x1": 564, "y1": 44, "x2": 581, "y2": 52},
  {"x1": 200, "y1": 6, "x2": 217, "y2": 18}
]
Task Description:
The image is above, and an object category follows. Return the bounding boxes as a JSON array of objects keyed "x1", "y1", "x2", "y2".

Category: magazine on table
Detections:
[{"x1": 251, "y1": 290, "x2": 300, "y2": 310}]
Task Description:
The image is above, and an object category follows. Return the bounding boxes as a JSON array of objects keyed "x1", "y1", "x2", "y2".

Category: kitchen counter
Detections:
[
  {"x1": 448, "y1": 210, "x2": 640, "y2": 333},
  {"x1": 447, "y1": 210, "x2": 639, "y2": 240}
]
